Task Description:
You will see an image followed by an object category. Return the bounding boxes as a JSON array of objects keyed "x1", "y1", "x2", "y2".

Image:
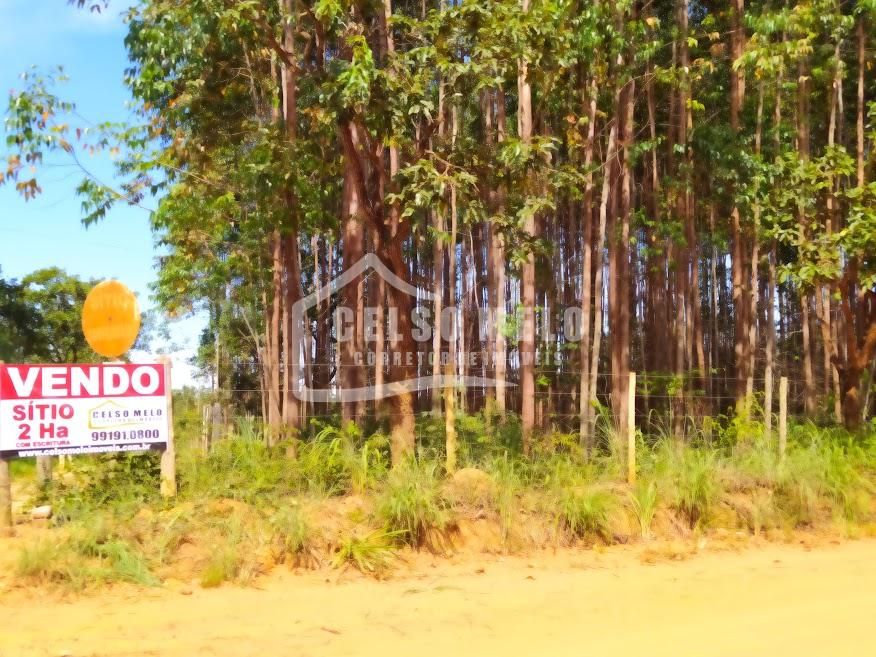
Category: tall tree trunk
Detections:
[
  {"x1": 823, "y1": 39, "x2": 844, "y2": 423},
  {"x1": 266, "y1": 231, "x2": 283, "y2": 444},
  {"x1": 610, "y1": 56, "x2": 634, "y2": 429},
  {"x1": 730, "y1": 0, "x2": 750, "y2": 407},
  {"x1": 340, "y1": 129, "x2": 365, "y2": 426},
  {"x1": 797, "y1": 54, "x2": 816, "y2": 414},
  {"x1": 431, "y1": 209, "x2": 444, "y2": 415},
  {"x1": 518, "y1": 0, "x2": 536, "y2": 454},
  {"x1": 765, "y1": 53, "x2": 784, "y2": 439},
  {"x1": 856, "y1": 15, "x2": 866, "y2": 189},
  {"x1": 589, "y1": 120, "x2": 618, "y2": 437},
  {"x1": 801, "y1": 294, "x2": 816, "y2": 414},
  {"x1": 493, "y1": 88, "x2": 508, "y2": 416},
  {"x1": 579, "y1": 78, "x2": 598, "y2": 450},
  {"x1": 445, "y1": 182, "x2": 459, "y2": 472},
  {"x1": 280, "y1": 5, "x2": 301, "y2": 447},
  {"x1": 748, "y1": 81, "x2": 765, "y2": 415},
  {"x1": 282, "y1": 231, "x2": 302, "y2": 441}
]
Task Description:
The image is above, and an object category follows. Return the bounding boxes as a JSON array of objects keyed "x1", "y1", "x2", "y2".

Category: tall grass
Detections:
[
  {"x1": 332, "y1": 528, "x2": 401, "y2": 576},
  {"x1": 270, "y1": 505, "x2": 318, "y2": 567},
  {"x1": 16, "y1": 517, "x2": 159, "y2": 590},
  {"x1": 657, "y1": 443, "x2": 723, "y2": 527},
  {"x1": 13, "y1": 409, "x2": 875, "y2": 590},
  {"x1": 630, "y1": 479, "x2": 659, "y2": 539},
  {"x1": 375, "y1": 458, "x2": 449, "y2": 547},
  {"x1": 555, "y1": 485, "x2": 618, "y2": 541}
]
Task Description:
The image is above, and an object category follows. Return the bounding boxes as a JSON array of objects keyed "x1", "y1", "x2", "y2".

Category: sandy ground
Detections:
[{"x1": 1, "y1": 537, "x2": 875, "y2": 657}]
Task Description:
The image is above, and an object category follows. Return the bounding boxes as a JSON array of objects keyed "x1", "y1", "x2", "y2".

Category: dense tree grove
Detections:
[
  {"x1": 0, "y1": 268, "x2": 96, "y2": 364},
  {"x1": 3, "y1": 0, "x2": 876, "y2": 463}
]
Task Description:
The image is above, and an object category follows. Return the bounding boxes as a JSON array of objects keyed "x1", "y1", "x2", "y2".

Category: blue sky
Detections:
[{"x1": 0, "y1": 0, "x2": 203, "y2": 385}]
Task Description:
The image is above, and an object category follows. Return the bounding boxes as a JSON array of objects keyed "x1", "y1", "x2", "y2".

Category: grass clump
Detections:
[
  {"x1": 666, "y1": 445, "x2": 723, "y2": 527},
  {"x1": 15, "y1": 518, "x2": 159, "y2": 591},
  {"x1": 332, "y1": 528, "x2": 401, "y2": 576},
  {"x1": 483, "y1": 455, "x2": 526, "y2": 544},
  {"x1": 629, "y1": 479, "x2": 659, "y2": 539},
  {"x1": 295, "y1": 424, "x2": 389, "y2": 496},
  {"x1": 376, "y1": 458, "x2": 449, "y2": 547},
  {"x1": 269, "y1": 505, "x2": 318, "y2": 567},
  {"x1": 15, "y1": 540, "x2": 83, "y2": 588},
  {"x1": 181, "y1": 437, "x2": 290, "y2": 504},
  {"x1": 70, "y1": 525, "x2": 159, "y2": 587},
  {"x1": 555, "y1": 484, "x2": 618, "y2": 542},
  {"x1": 200, "y1": 548, "x2": 243, "y2": 588}
]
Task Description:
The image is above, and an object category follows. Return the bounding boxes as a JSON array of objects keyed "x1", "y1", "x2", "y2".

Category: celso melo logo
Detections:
[{"x1": 290, "y1": 253, "x2": 587, "y2": 402}]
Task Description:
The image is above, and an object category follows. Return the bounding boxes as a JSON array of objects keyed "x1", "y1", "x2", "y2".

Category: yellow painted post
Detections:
[
  {"x1": 779, "y1": 376, "x2": 788, "y2": 460},
  {"x1": 158, "y1": 356, "x2": 177, "y2": 497},
  {"x1": 627, "y1": 371, "x2": 636, "y2": 485}
]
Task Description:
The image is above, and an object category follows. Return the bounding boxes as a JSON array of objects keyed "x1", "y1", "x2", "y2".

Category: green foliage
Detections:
[
  {"x1": 180, "y1": 437, "x2": 291, "y2": 504},
  {"x1": 15, "y1": 519, "x2": 158, "y2": 591},
  {"x1": 296, "y1": 423, "x2": 389, "y2": 496},
  {"x1": 555, "y1": 485, "x2": 618, "y2": 542},
  {"x1": 375, "y1": 458, "x2": 449, "y2": 547},
  {"x1": 629, "y1": 479, "x2": 659, "y2": 539},
  {"x1": 483, "y1": 454, "x2": 526, "y2": 544},
  {"x1": 50, "y1": 452, "x2": 161, "y2": 525},
  {"x1": 200, "y1": 548, "x2": 243, "y2": 588},
  {"x1": 665, "y1": 445, "x2": 723, "y2": 527},
  {"x1": 270, "y1": 505, "x2": 318, "y2": 567},
  {"x1": 7, "y1": 415, "x2": 876, "y2": 591},
  {"x1": 332, "y1": 528, "x2": 400, "y2": 576},
  {"x1": 0, "y1": 270, "x2": 40, "y2": 362}
]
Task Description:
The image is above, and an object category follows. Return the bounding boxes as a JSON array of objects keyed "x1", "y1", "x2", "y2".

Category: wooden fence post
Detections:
[
  {"x1": 764, "y1": 369, "x2": 774, "y2": 440},
  {"x1": 0, "y1": 457, "x2": 11, "y2": 535},
  {"x1": 627, "y1": 371, "x2": 636, "y2": 485},
  {"x1": 211, "y1": 402, "x2": 223, "y2": 448},
  {"x1": 201, "y1": 404, "x2": 210, "y2": 451},
  {"x1": 36, "y1": 456, "x2": 52, "y2": 486},
  {"x1": 159, "y1": 356, "x2": 177, "y2": 497},
  {"x1": 779, "y1": 376, "x2": 788, "y2": 460},
  {"x1": 744, "y1": 375, "x2": 754, "y2": 420},
  {"x1": 0, "y1": 361, "x2": 12, "y2": 535}
]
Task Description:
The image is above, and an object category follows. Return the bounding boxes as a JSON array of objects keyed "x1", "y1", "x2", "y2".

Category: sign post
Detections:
[
  {"x1": 158, "y1": 356, "x2": 176, "y2": 497},
  {"x1": 0, "y1": 360, "x2": 11, "y2": 535},
  {"x1": 0, "y1": 455, "x2": 10, "y2": 535},
  {"x1": 627, "y1": 371, "x2": 636, "y2": 485}
]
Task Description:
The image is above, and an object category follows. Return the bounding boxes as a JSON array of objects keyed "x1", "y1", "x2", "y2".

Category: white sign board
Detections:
[{"x1": 0, "y1": 363, "x2": 169, "y2": 458}]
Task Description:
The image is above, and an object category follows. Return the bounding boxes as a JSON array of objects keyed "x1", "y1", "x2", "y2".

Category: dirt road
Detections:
[{"x1": 2, "y1": 538, "x2": 875, "y2": 657}]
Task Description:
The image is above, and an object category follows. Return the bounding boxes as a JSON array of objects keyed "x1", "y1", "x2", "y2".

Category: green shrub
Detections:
[
  {"x1": 15, "y1": 540, "x2": 81, "y2": 587},
  {"x1": 180, "y1": 437, "x2": 290, "y2": 504},
  {"x1": 556, "y1": 485, "x2": 617, "y2": 541},
  {"x1": 630, "y1": 479, "x2": 659, "y2": 539},
  {"x1": 295, "y1": 424, "x2": 389, "y2": 495},
  {"x1": 483, "y1": 455, "x2": 525, "y2": 543},
  {"x1": 376, "y1": 458, "x2": 449, "y2": 547},
  {"x1": 332, "y1": 528, "x2": 401, "y2": 576},
  {"x1": 16, "y1": 520, "x2": 158, "y2": 590},
  {"x1": 200, "y1": 548, "x2": 241, "y2": 588},
  {"x1": 270, "y1": 505, "x2": 317, "y2": 567},
  {"x1": 668, "y1": 446, "x2": 722, "y2": 527}
]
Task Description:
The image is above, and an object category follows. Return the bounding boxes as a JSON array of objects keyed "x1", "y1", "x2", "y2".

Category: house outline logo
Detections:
[
  {"x1": 290, "y1": 252, "x2": 512, "y2": 402},
  {"x1": 88, "y1": 399, "x2": 159, "y2": 429}
]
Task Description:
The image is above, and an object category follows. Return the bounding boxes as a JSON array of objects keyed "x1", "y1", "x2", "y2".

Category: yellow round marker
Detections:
[{"x1": 81, "y1": 280, "x2": 141, "y2": 358}]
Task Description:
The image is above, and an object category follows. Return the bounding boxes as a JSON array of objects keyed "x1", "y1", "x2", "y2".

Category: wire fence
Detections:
[{"x1": 188, "y1": 361, "x2": 831, "y2": 450}]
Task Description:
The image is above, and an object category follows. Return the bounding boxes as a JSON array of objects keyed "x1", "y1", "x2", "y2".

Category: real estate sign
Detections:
[{"x1": 0, "y1": 363, "x2": 169, "y2": 458}]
